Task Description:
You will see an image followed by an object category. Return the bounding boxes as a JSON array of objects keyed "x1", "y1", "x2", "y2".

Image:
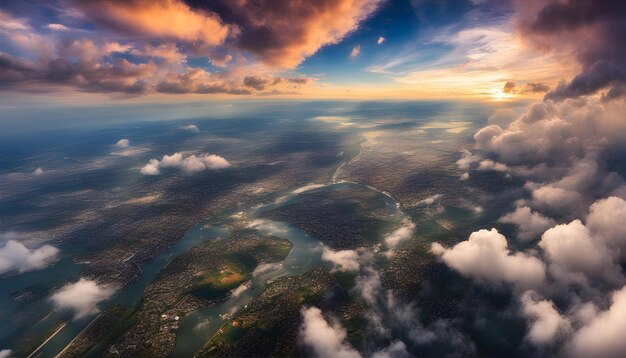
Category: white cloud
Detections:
[
  {"x1": 115, "y1": 138, "x2": 130, "y2": 148},
  {"x1": 350, "y1": 45, "x2": 361, "y2": 59},
  {"x1": 539, "y1": 220, "x2": 622, "y2": 285},
  {"x1": 299, "y1": 306, "x2": 361, "y2": 358},
  {"x1": 459, "y1": 172, "x2": 469, "y2": 181},
  {"x1": 50, "y1": 278, "x2": 116, "y2": 319},
  {"x1": 415, "y1": 194, "x2": 442, "y2": 206},
  {"x1": 321, "y1": 246, "x2": 361, "y2": 272},
  {"x1": 231, "y1": 281, "x2": 251, "y2": 297},
  {"x1": 456, "y1": 149, "x2": 480, "y2": 171},
  {"x1": 252, "y1": 262, "x2": 282, "y2": 277},
  {"x1": 384, "y1": 220, "x2": 416, "y2": 256},
  {"x1": 182, "y1": 124, "x2": 200, "y2": 132},
  {"x1": 140, "y1": 152, "x2": 230, "y2": 175},
  {"x1": 377, "y1": 36, "x2": 385, "y2": 45},
  {"x1": 520, "y1": 290, "x2": 571, "y2": 345},
  {"x1": 33, "y1": 167, "x2": 44, "y2": 175},
  {"x1": 432, "y1": 228, "x2": 545, "y2": 289},
  {"x1": 46, "y1": 23, "x2": 69, "y2": 31},
  {"x1": 499, "y1": 206, "x2": 556, "y2": 242},
  {"x1": 569, "y1": 285, "x2": 626, "y2": 357},
  {"x1": 0, "y1": 349, "x2": 12, "y2": 358},
  {"x1": 477, "y1": 159, "x2": 508, "y2": 172},
  {"x1": 0, "y1": 240, "x2": 59, "y2": 274},
  {"x1": 356, "y1": 266, "x2": 382, "y2": 305},
  {"x1": 587, "y1": 196, "x2": 626, "y2": 260}
]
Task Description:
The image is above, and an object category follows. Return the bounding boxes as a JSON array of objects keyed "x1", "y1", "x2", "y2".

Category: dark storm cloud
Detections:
[{"x1": 515, "y1": 0, "x2": 626, "y2": 100}]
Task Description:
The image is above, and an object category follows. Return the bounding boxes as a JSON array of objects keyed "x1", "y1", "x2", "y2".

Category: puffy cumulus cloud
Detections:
[
  {"x1": 0, "y1": 240, "x2": 59, "y2": 274},
  {"x1": 33, "y1": 167, "x2": 44, "y2": 175},
  {"x1": 513, "y1": 0, "x2": 626, "y2": 100},
  {"x1": 199, "y1": 0, "x2": 381, "y2": 68},
  {"x1": 321, "y1": 246, "x2": 361, "y2": 272},
  {"x1": 586, "y1": 196, "x2": 626, "y2": 259},
  {"x1": 50, "y1": 278, "x2": 116, "y2": 319},
  {"x1": 477, "y1": 159, "x2": 508, "y2": 173},
  {"x1": 115, "y1": 138, "x2": 129, "y2": 148},
  {"x1": 539, "y1": 219, "x2": 623, "y2": 286},
  {"x1": 472, "y1": 98, "x2": 626, "y2": 218},
  {"x1": 72, "y1": 0, "x2": 231, "y2": 45},
  {"x1": 377, "y1": 36, "x2": 385, "y2": 45},
  {"x1": 140, "y1": 152, "x2": 231, "y2": 175},
  {"x1": 299, "y1": 306, "x2": 361, "y2": 358},
  {"x1": 520, "y1": 290, "x2": 571, "y2": 345},
  {"x1": 431, "y1": 228, "x2": 546, "y2": 289},
  {"x1": 498, "y1": 206, "x2": 556, "y2": 242},
  {"x1": 456, "y1": 149, "x2": 481, "y2": 171},
  {"x1": 568, "y1": 285, "x2": 626, "y2": 357}
]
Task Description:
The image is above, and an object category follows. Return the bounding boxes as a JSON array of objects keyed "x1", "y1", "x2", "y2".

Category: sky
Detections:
[{"x1": 0, "y1": 0, "x2": 594, "y2": 104}]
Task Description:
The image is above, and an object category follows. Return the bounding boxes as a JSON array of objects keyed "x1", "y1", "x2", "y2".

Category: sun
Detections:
[{"x1": 491, "y1": 89, "x2": 512, "y2": 101}]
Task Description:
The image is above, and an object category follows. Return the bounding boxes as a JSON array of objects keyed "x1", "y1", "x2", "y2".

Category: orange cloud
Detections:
[
  {"x1": 216, "y1": 0, "x2": 381, "y2": 68},
  {"x1": 75, "y1": 0, "x2": 232, "y2": 45}
]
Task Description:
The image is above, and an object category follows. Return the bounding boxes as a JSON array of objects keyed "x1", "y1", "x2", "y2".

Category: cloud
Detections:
[
  {"x1": 377, "y1": 36, "x2": 385, "y2": 45},
  {"x1": 181, "y1": 124, "x2": 199, "y2": 132},
  {"x1": 0, "y1": 13, "x2": 313, "y2": 95},
  {"x1": 477, "y1": 159, "x2": 508, "y2": 173},
  {"x1": 539, "y1": 219, "x2": 623, "y2": 285},
  {"x1": 0, "y1": 349, "x2": 12, "y2": 358},
  {"x1": 299, "y1": 306, "x2": 361, "y2": 358},
  {"x1": 50, "y1": 278, "x2": 116, "y2": 319},
  {"x1": 72, "y1": 0, "x2": 231, "y2": 45},
  {"x1": 33, "y1": 167, "x2": 44, "y2": 175},
  {"x1": 231, "y1": 281, "x2": 251, "y2": 297},
  {"x1": 321, "y1": 246, "x2": 361, "y2": 272},
  {"x1": 432, "y1": 228, "x2": 546, "y2": 289},
  {"x1": 503, "y1": 80, "x2": 550, "y2": 94},
  {"x1": 513, "y1": 0, "x2": 626, "y2": 100},
  {"x1": 199, "y1": 0, "x2": 381, "y2": 68},
  {"x1": 415, "y1": 194, "x2": 442, "y2": 206},
  {"x1": 586, "y1": 196, "x2": 626, "y2": 259},
  {"x1": 371, "y1": 341, "x2": 409, "y2": 358},
  {"x1": 46, "y1": 23, "x2": 69, "y2": 31},
  {"x1": 568, "y1": 285, "x2": 626, "y2": 357},
  {"x1": 456, "y1": 149, "x2": 481, "y2": 171},
  {"x1": 0, "y1": 240, "x2": 59, "y2": 274},
  {"x1": 520, "y1": 290, "x2": 571, "y2": 345},
  {"x1": 252, "y1": 262, "x2": 282, "y2": 277},
  {"x1": 350, "y1": 45, "x2": 361, "y2": 59},
  {"x1": 384, "y1": 220, "x2": 416, "y2": 256},
  {"x1": 498, "y1": 206, "x2": 556, "y2": 241},
  {"x1": 115, "y1": 138, "x2": 129, "y2": 148},
  {"x1": 140, "y1": 152, "x2": 231, "y2": 175}
]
